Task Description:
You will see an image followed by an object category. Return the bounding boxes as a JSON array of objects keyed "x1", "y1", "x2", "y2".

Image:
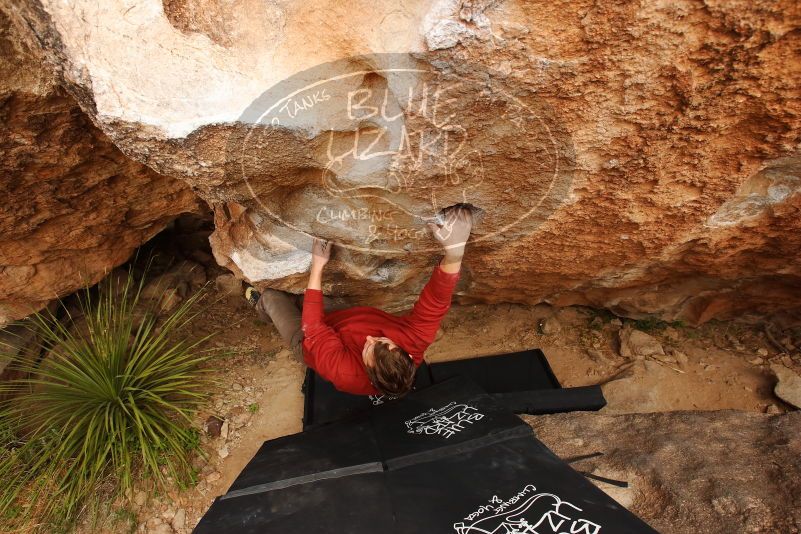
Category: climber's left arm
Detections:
[
  {"x1": 301, "y1": 238, "x2": 353, "y2": 384},
  {"x1": 306, "y1": 238, "x2": 330, "y2": 292}
]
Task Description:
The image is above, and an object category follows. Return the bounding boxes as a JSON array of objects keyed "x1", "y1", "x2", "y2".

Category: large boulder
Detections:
[
  {"x1": 772, "y1": 364, "x2": 801, "y2": 409},
  {"x1": 618, "y1": 327, "x2": 665, "y2": 360},
  {"x1": 4, "y1": 0, "x2": 801, "y2": 322},
  {"x1": 527, "y1": 411, "x2": 801, "y2": 533},
  {"x1": 0, "y1": 8, "x2": 199, "y2": 323}
]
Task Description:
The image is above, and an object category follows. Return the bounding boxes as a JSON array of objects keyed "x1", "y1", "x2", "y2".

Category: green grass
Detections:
[
  {"x1": 248, "y1": 403, "x2": 260, "y2": 413},
  {"x1": 112, "y1": 506, "x2": 138, "y2": 534},
  {"x1": 0, "y1": 268, "x2": 215, "y2": 532}
]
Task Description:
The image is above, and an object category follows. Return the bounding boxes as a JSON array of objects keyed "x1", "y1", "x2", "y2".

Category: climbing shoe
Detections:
[{"x1": 244, "y1": 286, "x2": 261, "y2": 307}]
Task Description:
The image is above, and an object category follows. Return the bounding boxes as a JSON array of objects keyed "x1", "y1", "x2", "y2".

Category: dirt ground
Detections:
[{"x1": 82, "y1": 280, "x2": 799, "y2": 533}]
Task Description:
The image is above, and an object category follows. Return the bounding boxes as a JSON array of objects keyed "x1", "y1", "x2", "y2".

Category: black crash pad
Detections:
[
  {"x1": 195, "y1": 376, "x2": 655, "y2": 534},
  {"x1": 493, "y1": 386, "x2": 607, "y2": 415},
  {"x1": 302, "y1": 349, "x2": 605, "y2": 428},
  {"x1": 389, "y1": 436, "x2": 653, "y2": 534},
  {"x1": 226, "y1": 417, "x2": 382, "y2": 494},
  {"x1": 301, "y1": 361, "x2": 434, "y2": 429},
  {"x1": 198, "y1": 473, "x2": 390, "y2": 534},
  {"x1": 427, "y1": 349, "x2": 561, "y2": 392},
  {"x1": 226, "y1": 377, "x2": 531, "y2": 496},
  {"x1": 368, "y1": 375, "x2": 533, "y2": 468}
]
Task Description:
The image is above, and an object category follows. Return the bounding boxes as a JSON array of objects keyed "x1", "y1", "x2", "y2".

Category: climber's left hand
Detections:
[{"x1": 311, "y1": 238, "x2": 332, "y2": 272}]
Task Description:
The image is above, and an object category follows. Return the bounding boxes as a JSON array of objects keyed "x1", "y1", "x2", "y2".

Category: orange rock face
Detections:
[
  {"x1": 4, "y1": 0, "x2": 801, "y2": 323},
  {"x1": 0, "y1": 9, "x2": 199, "y2": 323}
]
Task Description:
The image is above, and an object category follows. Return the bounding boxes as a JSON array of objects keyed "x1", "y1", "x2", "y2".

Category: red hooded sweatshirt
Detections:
[{"x1": 301, "y1": 265, "x2": 460, "y2": 395}]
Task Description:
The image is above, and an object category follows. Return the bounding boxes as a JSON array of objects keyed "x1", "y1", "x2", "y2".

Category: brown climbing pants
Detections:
[{"x1": 255, "y1": 290, "x2": 349, "y2": 362}]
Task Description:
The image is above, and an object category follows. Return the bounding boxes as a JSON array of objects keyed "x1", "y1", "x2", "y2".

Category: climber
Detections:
[{"x1": 245, "y1": 206, "x2": 473, "y2": 397}]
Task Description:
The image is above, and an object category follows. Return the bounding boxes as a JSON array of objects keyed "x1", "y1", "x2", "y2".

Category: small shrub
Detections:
[
  {"x1": 630, "y1": 316, "x2": 685, "y2": 332},
  {"x1": 587, "y1": 308, "x2": 616, "y2": 324},
  {"x1": 0, "y1": 268, "x2": 214, "y2": 531},
  {"x1": 112, "y1": 506, "x2": 138, "y2": 534},
  {"x1": 683, "y1": 327, "x2": 701, "y2": 339}
]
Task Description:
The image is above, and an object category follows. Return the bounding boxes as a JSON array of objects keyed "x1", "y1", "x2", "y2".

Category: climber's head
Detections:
[{"x1": 362, "y1": 336, "x2": 415, "y2": 397}]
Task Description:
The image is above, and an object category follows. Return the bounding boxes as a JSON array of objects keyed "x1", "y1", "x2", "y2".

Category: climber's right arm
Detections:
[{"x1": 427, "y1": 206, "x2": 473, "y2": 274}]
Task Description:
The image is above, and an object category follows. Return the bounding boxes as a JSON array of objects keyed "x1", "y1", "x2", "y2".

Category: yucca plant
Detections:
[{"x1": 0, "y1": 267, "x2": 214, "y2": 531}]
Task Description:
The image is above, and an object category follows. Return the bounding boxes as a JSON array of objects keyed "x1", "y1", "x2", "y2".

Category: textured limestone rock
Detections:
[
  {"x1": 5, "y1": 0, "x2": 801, "y2": 323},
  {"x1": 0, "y1": 321, "x2": 39, "y2": 377},
  {"x1": 0, "y1": 8, "x2": 199, "y2": 323},
  {"x1": 527, "y1": 411, "x2": 801, "y2": 533},
  {"x1": 618, "y1": 327, "x2": 665, "y2": 359},
  {"x1": 771, "y1": 364, "x2": 801, "y2": 409}
]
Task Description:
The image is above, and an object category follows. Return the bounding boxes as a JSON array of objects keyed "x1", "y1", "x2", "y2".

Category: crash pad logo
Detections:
[
  {"x1": 405, "y1": 402, "x2": 484, "y2": 439},
  {"x1": 369, "y1": 394, "x2": 396, "y2": 406},
  {"x1": 230, "y1": 53, "x2": 574, "y2": 255},
  {"x1": 454, "y1": 484, "x2": 602, "y2": 534}
]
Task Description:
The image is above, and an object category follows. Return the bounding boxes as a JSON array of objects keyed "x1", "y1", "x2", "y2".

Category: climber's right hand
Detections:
[{"x1": 428, "y1": 206, "x2": 473, "y2": 259}]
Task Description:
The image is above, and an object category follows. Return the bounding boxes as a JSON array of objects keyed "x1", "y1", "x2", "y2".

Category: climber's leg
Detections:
[
  {"x1": 253, "y1": 288, "x2": 304, "y2": 362},
  {"x1": 296, "y1": 293, "x2": 351, "y2": 313}
]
